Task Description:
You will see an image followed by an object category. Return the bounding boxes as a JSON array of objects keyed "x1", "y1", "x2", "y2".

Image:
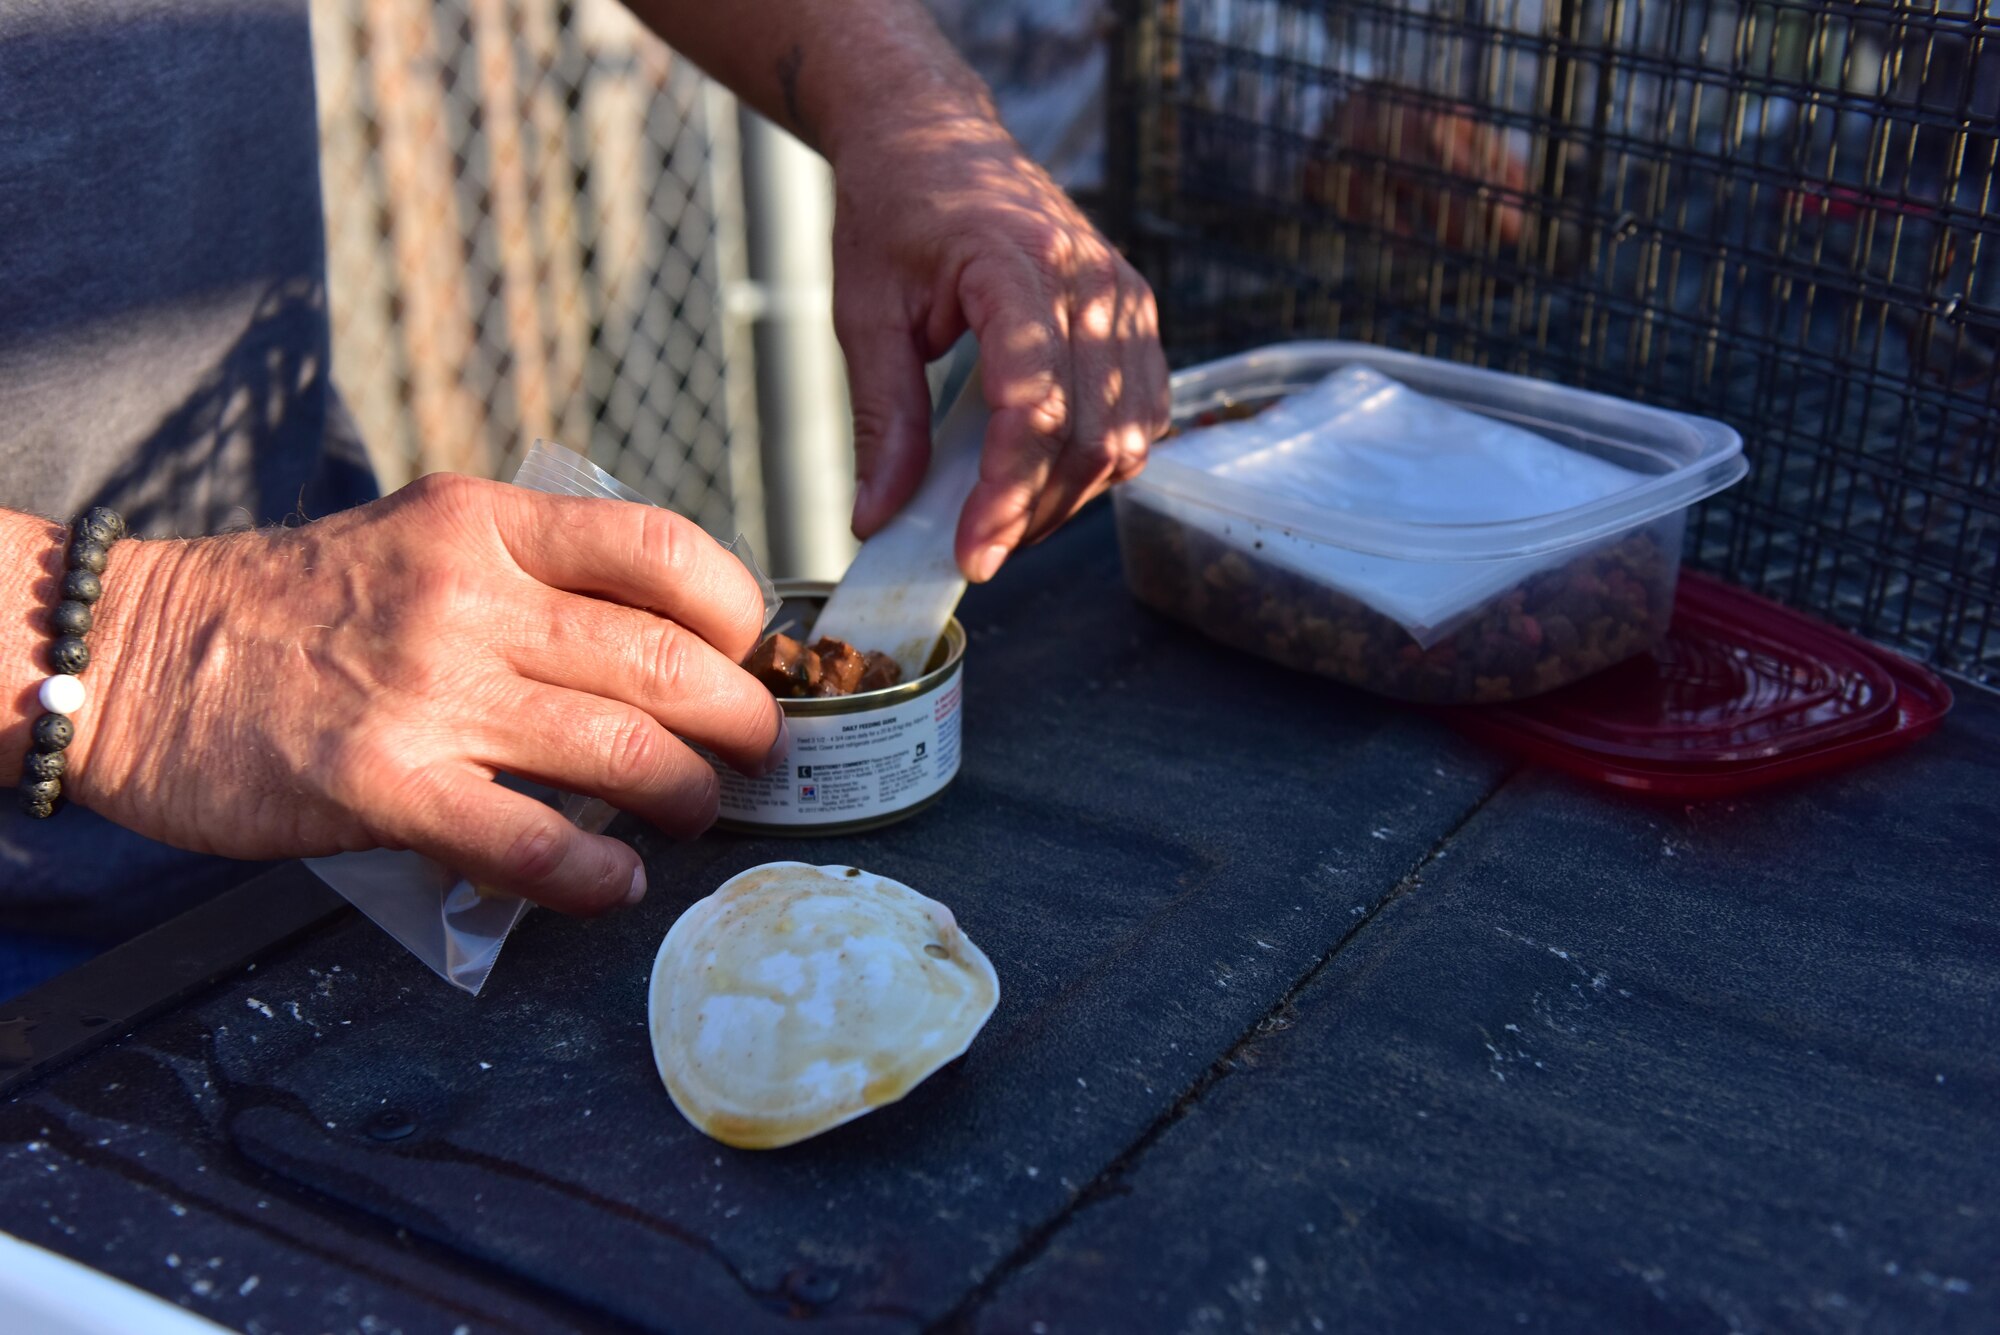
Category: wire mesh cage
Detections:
[
  {"x1": 1109, "y1": 0, "x2": 1998, "y2": 687},
  {"x1": 310, "y1": 0, "x2": 759, "y2": 546}
]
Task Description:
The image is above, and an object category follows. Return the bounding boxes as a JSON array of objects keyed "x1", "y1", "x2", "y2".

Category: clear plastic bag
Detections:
[
  {"x1": 307, "y1": 441, "x2": 779, "y2": 994},
  {"x1": 1140, "y1": 365, "x2": 1648, "y2": 641}
]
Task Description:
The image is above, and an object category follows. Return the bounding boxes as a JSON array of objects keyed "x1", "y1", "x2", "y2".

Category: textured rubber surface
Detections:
[{"x1": 2, "y1": 506, "x2": 1990, "y2": 1334}]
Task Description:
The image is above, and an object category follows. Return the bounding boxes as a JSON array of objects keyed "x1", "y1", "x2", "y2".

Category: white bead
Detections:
[{"x1": 39, "y1": 674, "x2": 87, "y2": 715}]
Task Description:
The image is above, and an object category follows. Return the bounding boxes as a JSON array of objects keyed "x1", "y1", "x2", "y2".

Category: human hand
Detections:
[
  {"x1": 64, "y1": 475, "x2": 785, "y2": 913},
  {"x1": 829, "y1": 108, "x2": 1171, "y2": 583}
]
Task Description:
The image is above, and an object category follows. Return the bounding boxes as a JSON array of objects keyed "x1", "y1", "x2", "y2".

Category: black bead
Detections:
[
  {"x1": 31, "y1": 713, "x2": 73, "y2": 752},
  {"x1": 78, "y1": 507, "x2": 125, "y2": 545},
  {"x1": 19, "y1": 777, "x2": 61, "y2": 807},
  {"x1": 67, "y1": 538, "x2": 109, "y2": 575},
  {"x1": 19, "y1": 788, "x2": 59, "y2": 819},
  {"x1": 60, "y1": 569, "x2": 102, "y2": 604},
  {"x1": 23, "y1": 750, "x2": 65, "y2": 783},
  {"x1": 50, "y1": 636, "x2": 90, "y2": 674},
  {"x1": 52, "y1": 600, "x2": 94, "y2": 638}
]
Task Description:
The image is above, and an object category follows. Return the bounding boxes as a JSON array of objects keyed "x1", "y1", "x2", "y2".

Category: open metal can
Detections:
[{"x1": 711, "y1": 581, "x2": 967, "y2": 836}]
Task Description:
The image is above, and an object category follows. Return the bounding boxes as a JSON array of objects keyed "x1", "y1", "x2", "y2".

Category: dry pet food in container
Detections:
[{"x1": 1115, "y1": 343, "x2": 1747, "y2": 704}]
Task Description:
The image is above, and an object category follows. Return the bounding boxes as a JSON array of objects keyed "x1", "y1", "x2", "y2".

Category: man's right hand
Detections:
[{"x1": 52, "y1": 475, "x2": 785, "y2": 913}]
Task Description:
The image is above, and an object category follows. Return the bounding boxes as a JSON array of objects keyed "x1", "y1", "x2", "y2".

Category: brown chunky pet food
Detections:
[{"x1": 744, "y1": 633, "x2": 903, "y2": 699}]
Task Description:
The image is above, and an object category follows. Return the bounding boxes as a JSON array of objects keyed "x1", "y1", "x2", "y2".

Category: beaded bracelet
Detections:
[{"x1": 18, "y1": 507, "x2": 125, "y2": 818}]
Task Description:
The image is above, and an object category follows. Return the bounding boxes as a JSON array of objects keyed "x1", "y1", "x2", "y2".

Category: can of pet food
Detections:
[{"x1": 711, "y1": 581, "x2": 966, "y2": 836}]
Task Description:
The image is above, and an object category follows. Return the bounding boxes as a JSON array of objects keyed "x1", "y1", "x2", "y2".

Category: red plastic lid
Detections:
[{"x1": 1445, "y1": 572, "x2": 1955, "y2": 797}]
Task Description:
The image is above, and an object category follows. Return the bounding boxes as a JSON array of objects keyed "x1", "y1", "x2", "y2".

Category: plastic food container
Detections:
[
  {"x1": 1114, "y1": 342, "x2": 1749, "y2": 704},
  {"x1": 709, "y1": 581, "x2": 965, "y2": 836}
]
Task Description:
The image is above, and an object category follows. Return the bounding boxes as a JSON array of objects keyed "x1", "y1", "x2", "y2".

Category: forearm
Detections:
[{"x1": 623, "y1": 0, "x2": 1003, "y2": 168}]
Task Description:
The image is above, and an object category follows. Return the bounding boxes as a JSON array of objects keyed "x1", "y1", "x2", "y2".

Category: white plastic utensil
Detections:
[{"x1": 811, "y1": 340, "x2": 989, "y2": 677}]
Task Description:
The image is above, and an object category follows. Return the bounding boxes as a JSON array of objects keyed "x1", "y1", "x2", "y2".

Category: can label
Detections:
[{"x1": 715, "y1": 667, "x2": 963, "y2": 827}]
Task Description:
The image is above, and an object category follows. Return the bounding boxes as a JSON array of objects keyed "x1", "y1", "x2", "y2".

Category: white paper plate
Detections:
[{"x1": 0, "y1": 1231, "x2": 233, "y2": 1335}]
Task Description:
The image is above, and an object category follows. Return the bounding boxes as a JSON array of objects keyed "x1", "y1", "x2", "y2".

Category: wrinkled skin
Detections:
[
  {"x1": 60, "y1": 476, "x2": 785, "y2": 914},
  {"x1": 632, "y1": 0, "x2": 1175, "y2": 584},
  {"x1": 831, "y1": 115, "x2": 1171, "y2": 582}
]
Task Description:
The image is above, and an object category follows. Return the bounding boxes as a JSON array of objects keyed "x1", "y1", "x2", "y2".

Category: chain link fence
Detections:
[{"x1": 309, "y1": 0, "x2": 760, "y2": 548}]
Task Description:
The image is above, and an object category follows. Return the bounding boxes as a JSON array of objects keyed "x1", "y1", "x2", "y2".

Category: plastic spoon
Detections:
[{"x1": 811, "y1": 340, "x2": 988, "y2": 677}]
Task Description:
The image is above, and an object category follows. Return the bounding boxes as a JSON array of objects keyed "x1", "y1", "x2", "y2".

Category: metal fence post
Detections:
[{"x1": 736, "y1": 111, "x2": 858, "y2": 580}]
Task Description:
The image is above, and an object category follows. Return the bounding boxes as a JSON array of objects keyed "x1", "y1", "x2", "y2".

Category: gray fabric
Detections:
[{"x1": 0, "y1": 0, "x2": 376, "y2": 935}]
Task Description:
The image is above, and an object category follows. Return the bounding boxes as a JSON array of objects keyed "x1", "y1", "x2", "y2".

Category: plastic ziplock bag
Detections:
[
  {"x1": 1161, "y1": 366, "x2": 1647, "y2": 643},
  {"x1": 307, "y1": 440, "x2": 779, "y2": 994}
]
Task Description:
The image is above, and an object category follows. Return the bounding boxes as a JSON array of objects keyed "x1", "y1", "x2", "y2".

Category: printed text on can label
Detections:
[{"x1": 716, "y1": 668, "x2": 963, "y2": 825}]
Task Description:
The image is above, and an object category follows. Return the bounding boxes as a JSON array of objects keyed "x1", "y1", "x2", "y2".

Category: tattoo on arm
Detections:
[{"x1": 776, "y1": 43, "x2": 808, "y2": 138}]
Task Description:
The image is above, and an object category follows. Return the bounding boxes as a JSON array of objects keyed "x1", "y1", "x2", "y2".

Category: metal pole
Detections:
[
  {"x1": 735, "y1": 109, "x2": 857, "y2": 580},
  {"x1": 700, "y1": 80, "x2": 768, "y2": 564}
]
